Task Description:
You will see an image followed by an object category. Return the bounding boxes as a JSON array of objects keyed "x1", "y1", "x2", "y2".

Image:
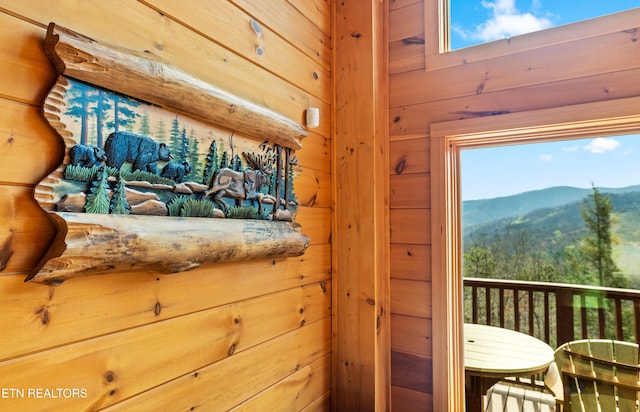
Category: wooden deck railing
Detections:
[{"x1": 464, "y1": 277, "x2": 640, "y2": 349}]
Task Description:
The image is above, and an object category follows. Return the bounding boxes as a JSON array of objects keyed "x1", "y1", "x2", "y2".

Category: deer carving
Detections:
[{"x1": 203, "y1": 152, "x2": 273, "y2": 214}]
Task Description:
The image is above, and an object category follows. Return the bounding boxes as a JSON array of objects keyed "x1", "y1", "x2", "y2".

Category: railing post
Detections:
[{"x1": 556, "y1": 289, "x2": 574, "y2": 346}]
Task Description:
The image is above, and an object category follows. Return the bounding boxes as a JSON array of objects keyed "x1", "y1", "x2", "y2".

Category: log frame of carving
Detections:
[{"x1": 29, "y1": 23, "x2": 310, "y2": 285}]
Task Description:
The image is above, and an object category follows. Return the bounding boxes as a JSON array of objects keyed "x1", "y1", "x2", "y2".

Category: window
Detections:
[
  {"x1": 429, "y1": 97, "x2": 640, "y2": 410},
  {"x1": 448, "y1": 0, "x2": 638, "y2": 50}
]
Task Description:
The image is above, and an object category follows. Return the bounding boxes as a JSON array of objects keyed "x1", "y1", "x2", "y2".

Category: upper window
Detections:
[{"x1": 450, "y1": 0, "x2": 637, "y2": 50}]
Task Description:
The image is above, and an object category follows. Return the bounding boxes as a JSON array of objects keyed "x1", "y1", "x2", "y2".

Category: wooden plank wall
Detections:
[
  {"x1": 388, "y1": 1, "x2": 640, "y2": 410},
  {"x1": 0, "y1": 1, "x2": 332, "y2": 410}
]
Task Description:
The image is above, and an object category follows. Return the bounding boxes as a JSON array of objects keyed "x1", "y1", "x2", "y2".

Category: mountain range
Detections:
[
  {"x1": 462, "y1": 185, "x2": 640, "y2": 279},
  {"x1": 463, "y1": 184, "x2": 640, "y2": 228}
]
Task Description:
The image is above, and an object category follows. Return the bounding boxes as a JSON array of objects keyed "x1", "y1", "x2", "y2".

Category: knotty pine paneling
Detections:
[
  {"x1": 232, "y1": 0, "x2": 331, "y2": 70},
  {"x1": 390, "y1": 243, "x2": 431, "y2": 282},
  {"x1": 297, "y1": 132, "x2": 331, "y2": 173},
  {"x1": 0, "y1": 186, "x2": 56, "y2": 272},
  {"x1": 389, "y1": 0, "x2": 424, "y2": 75},
  {"x1": 140, "y1": 0, "x2": 330, "y2": 101},
  {"x1": 390, "y1": 0, "x2": 423, "y2": 12},
  {"x1": 300, "y1": 392, "x2": 332, "y2": 411},
  {"x1": 389, "y1": 137, "x2": 429, "y2": 173},
  {"x1": 390, "y1": 39, "x2": 425, "y2": 75},
  {"x1": 296, "y1": 206, "x2": 331, "y2": 246},
  {"x1": 0, "y1": 101, "x2": 63, "y2": 185},
  {"x1": 296, "y1": 168, "x2": 331, "y2": 208},
  {"x1": 391, "y1": 314, "x2": 432, "y2": 357},
  {"x1": 105, "y1": 318, "x2": 330, "y2": 411},
  {"x1": 391, "y1": 68, "x2": 640, "y2": 135},
  {"x1": 230, "y1": 355, "x2": 331, "y2": 411},
  {"x1": 4, "y1": 1, "x2": 330, "y2": 137},
  {"x1": 0, "y1": 284, "x2": 330, "y2": 410},
  {"x1": 0, "y1": 14, "x2": 54, "y2": 104},
  {"x1": 391, "y1": 27, "x2": 640, "y2": 108},
  {"x1": 391, "y1": 385, "x2": 433, "y2": 412},
  {"x1": 390, "y1": 173, "x2": 430, "y2": 209},
  {"x1": 390, "y1": 208, "x2": 430, "y2": 244},
  {"x1": 391, "y1": 278, "x2": 431, "y2": 318},
  {"x1": 391, "y1": 351, "x2": 432, "y2": 394},
  {"x1": 0, "y1": 245, "x2": 330, "y2": 362},
  {"x1": 389, "y1": 2, "x2": 423, "y2": 43}
]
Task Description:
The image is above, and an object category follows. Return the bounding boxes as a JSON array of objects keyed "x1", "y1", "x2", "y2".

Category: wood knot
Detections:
[
  {"x1": 154, "y1": 301, "x2": 162, "y2": 316},
  {"x1": 35, "y1": 306, "x2": 50, "y2": 325},
  {"x1": 351, "y1": 32, "x2": 362, "y2": 38},
  {"x1": 395, "y1": 158, "x2": 407, "y2": 174},
  {"x1": 104, "y1": 371, "x2": 116, "y2": 383},
  {"x1": 228, "y1": 343, "x2": 236, "y2": 356}
]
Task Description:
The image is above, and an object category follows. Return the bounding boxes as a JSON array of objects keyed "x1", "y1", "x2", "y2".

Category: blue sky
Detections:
[
  {"x1": 450, "y1": 0, "x2": 639, "y2": 49},
  {"x1": 461, "y1": 134, "x2": 640, "y2": 200}
]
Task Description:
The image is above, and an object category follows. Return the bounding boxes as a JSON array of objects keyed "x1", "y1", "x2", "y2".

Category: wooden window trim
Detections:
[
  {"x1": 429, "y1": 96, "x2": 640, "y2": 411},
  {"x1": 425, "y1": 2, "x2": 640, "y2": 71}
]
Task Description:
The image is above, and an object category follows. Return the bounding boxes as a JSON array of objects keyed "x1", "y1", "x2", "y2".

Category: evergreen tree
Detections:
[
  {"x1": 286, "y1": 152, "x2": 299, "y2": 201},
  {"x1": 219, "y1": 151, "x2": 229, "y2": 169},
  {"x1": 463, "y1": 246, "x2": 496, "y2": 278},
  {"x1": 179, "y1": 127, "x2": 189, "y2": 160},
  {"x1": 155, "y1": 119, "x2": 167, "y2": 141},
  {"x1": 85, "y1": 167, "x2": 111, "y2": 214},
  {"x1": 110, "y1": 178, "x2": 130, "y2": 214},
  {"x1": 232, "y1": 154, "x2": 243, "y2": 171},
  {"x1": 203, "y1": 139, "x2": 218, "y2": 186},
  {"x1": 64, "y1": 79, "x2": 93, "y2": 145},
  {"x1": 138, "y1": 111, "x2": 151, "y2": 136},
  {"x1": 92, "y1": 89, "x2": 113, "y2": 148},
  {"x1": 187, "y1": 129, "x2": 201, "y2": 179},
  {"x1": 169, "y1": 116, "x2": 182, "y2": 157},
  {"x1": 107, "y1": 94, "x2": 140, "y2": 134},
  {"x1": 580, "y1": 184, "x2": 625, "y2": 287}
]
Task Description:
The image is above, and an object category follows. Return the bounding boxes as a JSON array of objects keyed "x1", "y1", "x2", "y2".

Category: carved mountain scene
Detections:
[{"x1": 38, "y1": 76, "x2": 300, "y2": 222}]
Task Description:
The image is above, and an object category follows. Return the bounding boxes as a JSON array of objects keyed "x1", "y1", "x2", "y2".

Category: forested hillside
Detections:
[
  {"x1": 463, "y1": 187, "x2": 640, "y2": 287},
  {"x1": 463, "y1": 185, "x2": 640, "y2": 228}
]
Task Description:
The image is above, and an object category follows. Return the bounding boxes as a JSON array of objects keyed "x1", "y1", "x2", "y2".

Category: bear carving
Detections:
[
  {"x1": 104, "y1": 131, "x2": 172, "y2": 173},
  {"x1": 161, "y1": 161, "x2": 191, "y2": 183},
  {"x1": 69, "y1": 144, "x2": 107, "y2": 167}
]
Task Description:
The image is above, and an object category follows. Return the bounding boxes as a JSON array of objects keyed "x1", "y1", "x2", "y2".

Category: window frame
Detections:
[
  {"x1": 429, "y1": 96, "x2": 640, "y2": 411},
  {"x1": 426, "y1": 2, "x2": 640, "y2": 71}
]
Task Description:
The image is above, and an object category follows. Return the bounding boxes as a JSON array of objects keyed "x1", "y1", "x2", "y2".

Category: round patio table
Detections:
[{"x1": 464, "y1": 323, "x2": 555, "y2": 411}]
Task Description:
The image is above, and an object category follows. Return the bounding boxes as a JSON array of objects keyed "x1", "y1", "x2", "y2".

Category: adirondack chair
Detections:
[{"x1": 546, "y1": 339, "x2": 640, "y2": 412}]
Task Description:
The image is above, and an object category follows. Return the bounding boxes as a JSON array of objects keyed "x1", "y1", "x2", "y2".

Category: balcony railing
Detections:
[
  {"x1": 464, "y1": 277, "x2": 640, "y2": 397},
  {"x1": 464, "y1": 277, "x2": 640, "y2": 349}
]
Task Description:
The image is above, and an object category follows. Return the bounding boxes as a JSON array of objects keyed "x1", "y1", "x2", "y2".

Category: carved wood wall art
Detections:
[{"x1": 28, "y1": 23, "x2": 310, "y2": 285}]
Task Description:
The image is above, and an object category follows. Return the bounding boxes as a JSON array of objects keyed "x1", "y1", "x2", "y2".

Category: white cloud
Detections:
[
  {"x1": 540, "y1": 154, "x2": 553, "y2": 163},
  {"x1": 461, "y1": 0, "x2": 553, "y2": 43},
  {"x1": 583, "y1": 137, "x2": 621, "y2": 154},
  {"x1": 562, "y1": 145, "x2": 579, "y2": 152}
]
